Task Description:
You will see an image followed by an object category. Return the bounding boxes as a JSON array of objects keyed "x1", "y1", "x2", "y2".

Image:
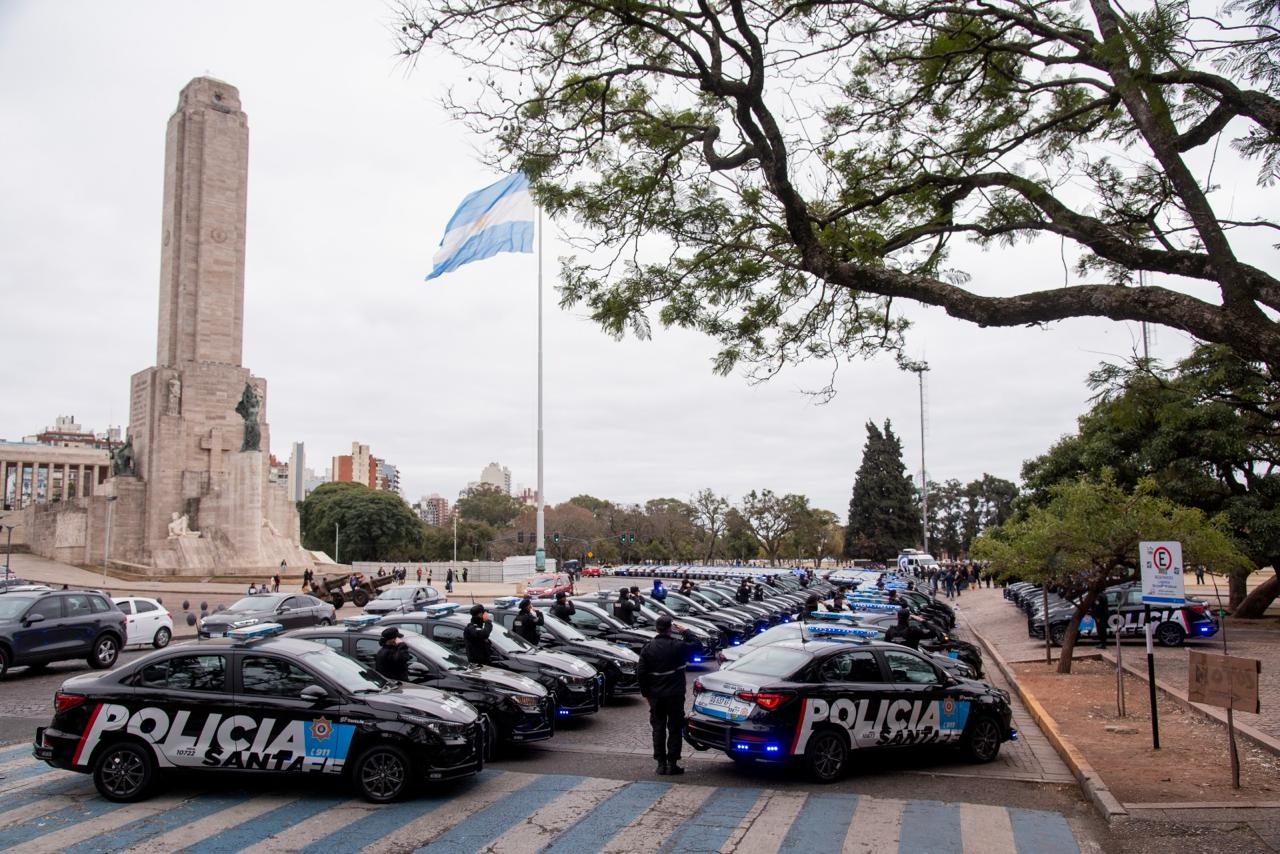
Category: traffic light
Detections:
[
  {"x1": 618, "y1": 534, "x2": 626, "y2": 545},
  {"x1": 628, "y1": 532, "x2": 636, "y2": 544},
  {"x1": 553, "y1": 532, "x2": 561, "y2": 544},
  {"x1": 528, "y1": 531, "x2": 535, "y2": 544},
  {"x1": 517, "y1": 531, "x2": 524, "y2": 543}
]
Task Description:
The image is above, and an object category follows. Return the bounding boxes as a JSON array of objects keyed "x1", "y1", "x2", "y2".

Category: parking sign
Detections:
[{"x1": 1140, "y1": 540, "x2": 1185, "y2": 605}]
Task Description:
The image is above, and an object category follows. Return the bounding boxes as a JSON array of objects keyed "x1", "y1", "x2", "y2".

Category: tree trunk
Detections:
[
  {"x1": 1232, "y1": 565, "x2": 1279, "y2": 619},
  {"x1": 1057, "y1": 585, "x2": 1102, "y2": 675},
  {"x1": 1228, "y1": 571, "x2": 1249, "y2": 610}
]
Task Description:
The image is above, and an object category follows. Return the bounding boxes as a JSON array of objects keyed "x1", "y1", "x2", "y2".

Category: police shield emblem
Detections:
[{"x1": 310, "y1": 717, "x2": 333, "y2": 741}]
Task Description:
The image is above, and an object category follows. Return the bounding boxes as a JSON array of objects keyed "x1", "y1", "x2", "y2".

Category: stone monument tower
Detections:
[{"x1": 26, "y1": 78, "x2": 321, "y2": 574}]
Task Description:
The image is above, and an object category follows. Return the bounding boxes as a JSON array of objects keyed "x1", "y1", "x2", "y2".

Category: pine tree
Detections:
[{"x1": 844, "y1": 420, "x2": 920, "y2": 560}]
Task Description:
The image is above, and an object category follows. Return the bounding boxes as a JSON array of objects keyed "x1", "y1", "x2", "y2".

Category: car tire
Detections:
[
  {"x1": 1155, "y1": 622, "x2": 1186, "y2": 647},
  {"x1": 93, "y1": 741, "x2": 156, "y2": 802},
  {"x1": 804, "y1": 728, "x2": 849, "y2": 783},
  {"x1": 88, "y1": 634, "x2": 121, "y2": 669},
  {"x1": 352, "y1": 589, "x2": 371, "y2": 608},
  {"x1": 1048, "y1": 623, "x2": 1067, "y2": 646},
  {"x1": 0, "y1": 647, "x2": 9, "y2": 680},
  {"x1": 152, "y1": 627, "x2": 172, "y2": 649},
  {"x1": 962, "y1": 715, "x2": 1003, "y2": 763},
  {"x1": 318, "y1": 618, "x2": 333, "y2": 627},
  {"x1": 352, "y1": 744, "x2": 411, "y2": 803}
]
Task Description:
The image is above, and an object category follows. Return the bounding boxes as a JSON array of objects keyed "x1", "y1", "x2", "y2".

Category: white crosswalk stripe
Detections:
[{"x1": 0, "y1": 751, "x2": 1083, "y2": 854}]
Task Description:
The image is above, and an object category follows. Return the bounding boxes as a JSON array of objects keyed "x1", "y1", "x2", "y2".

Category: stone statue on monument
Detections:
[
  {"x1": 235, "y1": 383, "x2": 261, "y2": 451},
  {"x1": 167, "y1": 512, "x2": 200, "y2": 539},
  {"x1": 111, "y1": 436, "x2": 135, "y2": 477},
  {"x1": 166, "y1": 376, "x2": 182, "y2": 415}
]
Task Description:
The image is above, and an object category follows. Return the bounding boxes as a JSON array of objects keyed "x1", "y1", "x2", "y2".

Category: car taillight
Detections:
[
  {"x1": 1188, "y1": 604, "x2": 1207, "y2": 614},
  {"x1": 693, "y1": 679, "x2": 705, "y2": 693},
  {"x1": 55, "y1": 692, "x2": 87, "y2": 713},
  {"x1": 735, "y1": 690, "x2": 794, "y2": 710}
]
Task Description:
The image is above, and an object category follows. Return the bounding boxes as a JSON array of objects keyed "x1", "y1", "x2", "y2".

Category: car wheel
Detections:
[
  {"x1": 1155, "y1": 622, "x2": 1186, "y2": 647},
  {"x1": 804, "y1": 729, "x2": 849, "y2": 783},
  {"x1": 152, "y1": 627, "x2": 172, "y2": 649},
  {"x1": 353, "y1": 745, "x2": 411, "y2": 803},
  {"x1": 352, "y1": 589, "x2": 371, "y2": 608},
  {"x1": 93, "y1": 741, "x2": 156, "y2": 802},
  {"x1": 962, "y1": 715, "x2": 1003, "y2": 763},
  {"x1": 89, "y1": 635, "x2": 121, "y2": 669},
  {"x1": 1048, "y1": 623, "x2": 1067, "y2": 646},
  {"x1": 318, "y1": 618, "x2": 333, "y2": 627},
  {"x1": 0, "y1": 647, "x2": 9, "y2": 680}
]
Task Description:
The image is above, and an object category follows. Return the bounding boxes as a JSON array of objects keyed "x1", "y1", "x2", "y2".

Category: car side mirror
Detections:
[
  {"x1": 23, "y1": 612, "x2": 45, "y2": 625},
  {"x1": 407, "y1": 661, "x2": 431, "y2": 679},
  {"x1": 276, "y1": 606, "x2": 289, "y2": 614},
  {"x1": 300, "y1": 684, "x2": 329, "y2": 702}
]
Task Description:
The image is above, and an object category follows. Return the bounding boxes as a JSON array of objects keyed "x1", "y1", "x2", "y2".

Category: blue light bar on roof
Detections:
[
  {"x1": 493, "y1": 596, "x2": 521, "y2": 608},
  {"x1": 424, "y1": 603, "x2": 461, "y2": 617},
  {"x1": 806, "y1": 625, "x2": 879, "y2": 637},
  {"x1": 342, "y1": 614, "x2": 381, "y2": 628},
  {"x1": 227, "y1": 622, "x2": 285, "y2": 640},
  {"x1": 848, "y1": 602, "x2": 899, "y2": 611},
  {"x1": 808, "y1": 611, "x2": 855, "y2": 621}
]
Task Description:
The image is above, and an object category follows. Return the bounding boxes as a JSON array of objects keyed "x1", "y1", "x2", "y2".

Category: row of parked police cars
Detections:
[
  {"x1": 1004, "y1": 578, "x2": 1220, "y2": 646},
  {"x1": 29, "y1": 568, "x2": 1016, "y2": 803}
]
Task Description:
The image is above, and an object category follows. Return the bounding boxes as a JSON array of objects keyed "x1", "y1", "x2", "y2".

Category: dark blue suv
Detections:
[{"x1": 0, "y1": 588, "x2": 127, "y2": 678}]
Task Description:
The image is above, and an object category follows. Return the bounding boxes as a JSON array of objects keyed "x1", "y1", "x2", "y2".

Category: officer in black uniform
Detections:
[
  {"x1": 374, "y1": 626, "x2": 411, "y2": 680},
  {"x1": 884, "y1": 607, "x2": 925, "y2": 650},
  {"x1": 831, "y1": 591, "x2": 846, "y2": 612},
  {"x1": 551, "y1": 591, "x2": 575, "y2": 621},
  {"x1": 735, "y1": 579, "x2": 751, "y2": 604},
  {"x1": 638, "y1": 615, "x2": 700, "y2": 775},
  {"x1": 513, "y1": 597, "x2": 544, "y2": 645},
  {"x1": 803, "y1": 593, "x2": 821, "y2": 617},
  {"x1": 464, "y1": 604, "x2": 494, "y2": 664},
  {"x1": 616, "y1": 589, "x2": 639, "y2": 627},
  {"x1": 1091, "y1": 590, "x2": 1111, "y2": 649},
  {"x1": 629, "y1": 586, "x2": 645, "y2": 607}
]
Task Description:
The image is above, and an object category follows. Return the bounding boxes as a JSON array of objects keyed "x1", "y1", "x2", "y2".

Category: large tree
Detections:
[
  {"x1": 973, "y1": 473, "x2": 1248, "y2": 672},
  {"x1": 845, "y1": 421, "x2": 919, "y2": 560},
  {"x1": 456, "y1": 483, "x2": 523, "y2": 528},
  {"x1": 400, "y1": 0, "x2": 1280, "y2": 386},
  {"x1": 299, "y1": 482, "x2": 427, "y2": 563},
  {"x1": 740, "y1": 489, "x2": 808, "y2": 565},
  {"x1": 691, "y1": 488, "x2": 731, "y2": 562},
  {"x1": 1022, "y1": 345, "x2": 1276, "y2": 613}
]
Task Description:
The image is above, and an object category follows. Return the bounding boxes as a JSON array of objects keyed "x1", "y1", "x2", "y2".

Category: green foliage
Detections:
[
  {"x1": 722, "y1": 509, "x2": 761, "y2": 562},
  {"x1": 456, "y1": 483, "x2": 524, "y2": 528},
  {"x1": 927, "y1": 474, "x2": 1019, "y2": 557},
  {"x1": 845, "y1": 421, "x2": 920, "y2": 560},
  {"x1": 299, "y1": 482, "x2": 428, "y2": 563}
]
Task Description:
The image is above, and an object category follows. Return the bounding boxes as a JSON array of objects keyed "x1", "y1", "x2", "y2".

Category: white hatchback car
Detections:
[{"x1": 112, "y1": 596, "x2": 174, "y2": 648}]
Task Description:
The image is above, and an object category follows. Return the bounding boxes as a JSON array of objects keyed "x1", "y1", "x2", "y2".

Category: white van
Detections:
[{"x1": 897, "y1": 550, "x2": 940, "y2": 573}]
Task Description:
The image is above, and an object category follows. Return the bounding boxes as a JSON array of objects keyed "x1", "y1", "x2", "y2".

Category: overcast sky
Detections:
[{"x1": 4, "y1": 1, "x2": 1266, "y2": 517}]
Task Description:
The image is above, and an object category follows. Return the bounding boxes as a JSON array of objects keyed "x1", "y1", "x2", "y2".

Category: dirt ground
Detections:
[{"x1": 1014, "y1": 658, "x2": 1280, "y2": 804}]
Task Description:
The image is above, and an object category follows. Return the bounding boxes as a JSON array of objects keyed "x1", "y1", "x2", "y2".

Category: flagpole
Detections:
[{"x1": 535, "y1": 204, "x2": 546, "y2": 572}]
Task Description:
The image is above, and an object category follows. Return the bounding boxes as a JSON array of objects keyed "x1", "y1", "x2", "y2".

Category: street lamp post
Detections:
[
  {"x1": 2, "y1": 524, "x2": 14, "y2": 582},
  {"x1": 905, "y1": 361, "x2": 931, "y2": 554},
  {"x1": 334, "y1": 521, "x2": 340, "y2": 565}
]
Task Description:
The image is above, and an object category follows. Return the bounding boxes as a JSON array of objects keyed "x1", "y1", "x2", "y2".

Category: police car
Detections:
[
  {"x1": 378, "y1": 605, "x2": 604, "y2": 718},
  {"x1": 1029, "y1": 583, "x2": 1219, "y2": 646},
  {"x1": 486, "y1": 599, "x2": 641, "y2": 697},
  {"x1": 289, "y1": 616, "x2": 554, "y2": 749},
  {"x1": 33, "y1": 624, "x2": 485, "y2": 803},
  {"x1": 685, "y1": 636, "x2": 1014, "y2": 782}
]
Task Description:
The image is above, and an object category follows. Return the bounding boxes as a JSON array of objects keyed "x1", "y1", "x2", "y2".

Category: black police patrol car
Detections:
[
  {"x1": 378, "y1": 605, "x2": 604, "y2": 718},
  {"x1": 289, "y1": 617, "x2": 554, "y2": 750},
  {"x1": 33, "y1": 624, "x2": 485, "y2": 803},
  {"x1": 486, "y1": 599, "x2": 641, "y2": 697},
  {"x1": 532, "y1": 598, "x2": 658, "y2": 655},
  {"x1": 685, "y1": 638, "x2": 1015, "y2": 782}
]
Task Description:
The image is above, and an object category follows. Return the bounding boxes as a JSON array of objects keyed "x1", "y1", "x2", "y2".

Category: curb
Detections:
[
  {"x1": 1100, "y1": 650, "x2": 1280, "y2": 759},
  {"x1": 965, "y1": 621, "x2": 1130, "y2": 824}
]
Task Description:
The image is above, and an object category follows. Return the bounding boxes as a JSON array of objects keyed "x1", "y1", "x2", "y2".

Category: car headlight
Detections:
[
  {"x1": 508, "y1": 692, "x2": 541, "y2": 709},
  {"x1": 617, "y1": 662, "x2": 636, "y2": 674},
  {"x1": 558, "y1": 673, "x2": 594, "y2": 686},
  {"x1": 399, "y1": 713, "x2": 468, "y2": 739}
]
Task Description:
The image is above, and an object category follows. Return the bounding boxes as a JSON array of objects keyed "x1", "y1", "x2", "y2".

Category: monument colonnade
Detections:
[{"x1": 0, "y1": 442, "x2": 110, "y2": 510}]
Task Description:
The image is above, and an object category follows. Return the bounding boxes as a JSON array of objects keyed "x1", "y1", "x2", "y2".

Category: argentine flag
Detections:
[{"x1": 427, "y1": 172, "x2": 534, "y2": 280}]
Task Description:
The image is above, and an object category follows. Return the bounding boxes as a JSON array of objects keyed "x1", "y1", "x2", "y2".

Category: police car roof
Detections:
[
  {"x1": 184, "y1": 636, "x2": 329, "y2": 655},
  {"x1": 771, "y1": 638, "x2": 900, "y2": 656}
]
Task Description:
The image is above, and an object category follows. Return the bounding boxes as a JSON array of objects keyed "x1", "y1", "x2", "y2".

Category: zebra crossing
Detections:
[{"x1": 0, "y1": 744, "x2": 1083, "y2": 853}]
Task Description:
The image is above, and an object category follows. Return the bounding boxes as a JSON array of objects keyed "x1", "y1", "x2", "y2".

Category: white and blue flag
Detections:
[{"x1": 426, "y1": 172, "x2": 534, "y2": 280}]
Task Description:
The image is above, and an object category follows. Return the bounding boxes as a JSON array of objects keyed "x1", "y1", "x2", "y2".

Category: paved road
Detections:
[{"x1": 0, "y1": 743, "x2": 1094, "y2": 853}]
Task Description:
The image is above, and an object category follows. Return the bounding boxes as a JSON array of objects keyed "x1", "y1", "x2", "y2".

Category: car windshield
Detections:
[
  {"x1": 0, "y1": 596, "x2": 37, "y2": 620},
  {"x1": 298, "y1": 646, "x2": 389, "y2": 693},
  {"x1": 743, "y1": 624, "x2": 799, "y2": 648},
  {"x1": 726, "y1": 647, "x2": 810, "y2": 678},
  {"x1": 696, "y1": 589, "x2": 732, "y2": 606},
  {"x1": 530, "y1": 576, "x2": 560, "y2": 586},
  {"x1": 489, "y1": 623, "x2": 535, "y2": 653},
  {"x1": 402, "y1": 634, "x2": 470, "y2": 670},
  {"x1": 379, "y1": 588, "x2": 416, "y2": 600},
  {"x1": 226, "y1": 595, "x2": 284, "y2": 612},
  {"x1": 544, "y1": 616, "x2": 588, "y2": 641}
]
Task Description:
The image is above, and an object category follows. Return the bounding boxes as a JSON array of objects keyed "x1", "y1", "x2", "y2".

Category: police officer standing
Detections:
[
  {"x1": 1091, "y1": 590, "x2": 1110, "y2": 649},
  {"x1": 616, "y1": 589, "x2": 639, "y2": 626},
  {"x1": 551, "y1": 591, "x2": 575, "y2": 621},
  {"x1": 884, "y1": 608, "x2": 925, "y2": 650},
  {"x1": 513, "y1": 598, "x2": 544, "y2": 645},
  {"x1": 465, "y1": 604, "x2": 494, "y2": 664},
  {"x1": 638, "y1": 615, "x2": 700, "y2": 775},
  {"x1": 735, "y1": 579, "x2": 751, "y2": 604},
  {"x1": 374, "y1": 627, "x2": 412, "y2": 680}
]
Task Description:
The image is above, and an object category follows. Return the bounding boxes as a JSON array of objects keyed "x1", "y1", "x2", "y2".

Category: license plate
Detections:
[{"x1": 694, "y1": 691, "x2": 752, "y2": 720}]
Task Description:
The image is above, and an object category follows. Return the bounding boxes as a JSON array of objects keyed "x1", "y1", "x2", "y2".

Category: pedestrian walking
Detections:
[
  {"x1": 462, "y1": 566, "x2": 469, "y2": 583},
  {"x1": 417, "y1": 567, "x2": 423, "y2": 583},
  {"x1": 638, "y1": 615, "x2": 700, "y2": 775},
  {"x1": 446, "y1": 567, "x2": 454, "y2": 594},
  {"x1": 1195, "y1": 565, "x2": 1206, "y2": 584}
]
